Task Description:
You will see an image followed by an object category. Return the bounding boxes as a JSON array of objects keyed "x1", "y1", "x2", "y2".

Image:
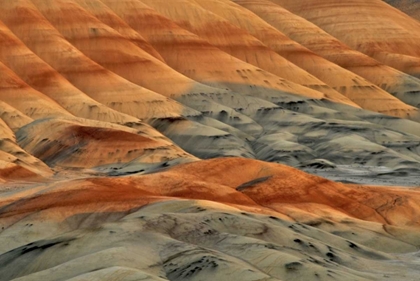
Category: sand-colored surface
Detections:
[
  {"x1": 99, "y1": 0, "x2": 350, "y2": 103},
  {"x1": 271, "y1": 0, "x2": 420, "y2": 79},
  {"x1": 0, "y1": 1, "x2": 419, "y2": 280},
  {"x1": 1, "y1": 159, "x2": 420, "y2": 281},
  {"x1": 141, "y1": 0, "x2": 357, "y2": 106},
  {"x1": 226, "y1": 0, "x2": 420, "y2": 110},
  {"x1": 16, "y1": 118, "x2": 197, "y2": 168},
  {"x1": 189, "y1": 0, "x2": 420, "y2": 118},
  {"x1": 0, "y1": 119, "x2": 52, "y2": 181},
  {"x1": 0, "y1": 0, "x2": 198, "y2": 121}
]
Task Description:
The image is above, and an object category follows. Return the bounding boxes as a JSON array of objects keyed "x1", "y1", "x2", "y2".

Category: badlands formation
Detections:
[{"x1": 0, "y1": 0, "x2": 420, "y2": 280}]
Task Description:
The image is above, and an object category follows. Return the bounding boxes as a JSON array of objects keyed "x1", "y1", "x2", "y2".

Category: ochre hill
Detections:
[
  {"x1": 17, "y1": 118, "x2": 197, "y2": 168},
  {"x1": 98, "y1": 0, "x2": 347, "y2": 103},
  {"x1": 0, "y1": 20, "x2": 143, "y2": 125},
  {"x1": 0, "y1": 61, "x2": 72, "y2": 120},
  {"x1": 0, "y1": 0, "x2": 419, "y2": 180},
  {"x1": 141, "y1": 0, "x2": 356, "y2": 106},
  {"x1": 0, "y1": 0, "x2": 198, "y2": 121},
  {"x1": 0, "y1": 0, "x2": 419, "y2": 175},
  {"x1": 0, "y1": 1, "x2": 420, "y2": 280},
  {"x1": 272, "y1": 0, "x2": 420, "y2": 79},
  {"x1": 0, "y1": 118, "x2": 52, "y2": 181},
  {"x1": 1, "y1": 158, "x2": 420, "y2": 280},
  {"x1": 196, "y1": 0, "x2": 420, "y2": 113}
]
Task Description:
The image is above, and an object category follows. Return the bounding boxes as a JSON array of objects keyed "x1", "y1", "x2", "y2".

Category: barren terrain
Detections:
[{"x1": 0, "y1": 1, "x2": 419, "y2": 280}]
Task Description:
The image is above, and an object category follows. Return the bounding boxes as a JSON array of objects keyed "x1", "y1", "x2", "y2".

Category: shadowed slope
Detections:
[
  {"x1": 384, "y1": 0, "x2": 420, "y2": 21},
  {"x1": 1, "y1": 158, "x2": 420, "y2": 281}
]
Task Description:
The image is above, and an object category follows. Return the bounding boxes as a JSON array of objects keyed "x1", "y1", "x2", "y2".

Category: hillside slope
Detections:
[{"x1": 0, "y1": 1, "x2": 420, "y2": 281}]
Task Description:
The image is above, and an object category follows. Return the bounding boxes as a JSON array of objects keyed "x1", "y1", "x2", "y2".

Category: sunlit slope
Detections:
[
  {"x1": 0, "y1": 0, "x2": 198, "y2": 121},
  {"x1": 233, "y1": 0, "x2": 420, "y2": 109},
  {"x1": 0, "y1": 101, "x2": 33, "y2": 132},
  {"x1": 271, "y1": 0, "x2": 420, "y2": 79},
  {"x1": 0, "y1": 2, "x2": 419, "y2": 280},
  {"x1": 16, "y1": 118, "x2": 197, "y2": 168},
  {"x1": 98, "y1": 0, "x2": 346, "y2": 103},
  {"x1": 29, "y1": 0, "x2": 225, "y2": 99},
  {"x1": 194, "y1": 0, "x2": 420, "y2": 115},
  {"x1": 0, "y1": 118, "x2": 52, "y2": 181},
  {"x1": 140, "y1": 0, "x2": 358, "y2": 106},
  {"x1": 0, "y1": 20, "x2": 147, "y2": 125},
  {"x1": 0, "y1": 0, "x2": 418, "y2": 179},
  {"x1": 0, "y1": 61, "x2": 72, "y2": 120}
]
